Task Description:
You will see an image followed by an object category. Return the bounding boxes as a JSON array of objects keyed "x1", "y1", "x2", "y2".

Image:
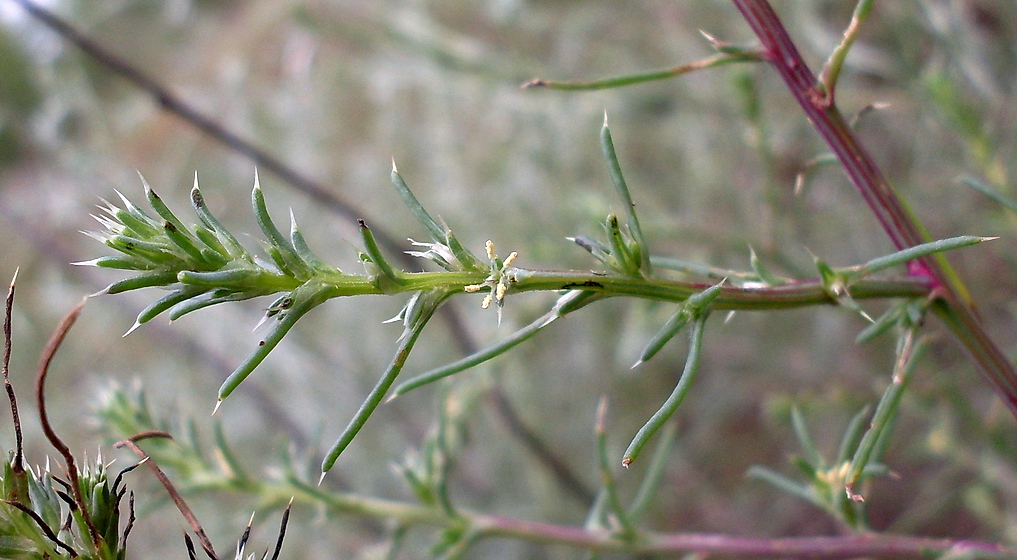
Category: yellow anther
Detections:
[
  {"x1": 464, "y1": 284, "x2": 483, "y2": 293},
  {"x1": 496, "y1": 282, "x2": 507, "y2": 301},
  {"x1": 486, "y1": 240, "x2": 496, "y2": 260},
  {"x1": 503, "y1": 251, "x2": 518, "y2": 267},
  {"x1": 481, "y1": 294, "x2": 493, "y2": 309}
]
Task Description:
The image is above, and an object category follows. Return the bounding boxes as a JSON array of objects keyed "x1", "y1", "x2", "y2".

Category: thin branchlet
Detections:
[
  {"x1": 34, "y1": 297, "x2": 102, "y2": 549},
  {"x1": 3, "y1": 270, "x2": 23, "y2": 474},
  {"x1": 116, "y1": 434, "x2": 218, "y2": 560}
]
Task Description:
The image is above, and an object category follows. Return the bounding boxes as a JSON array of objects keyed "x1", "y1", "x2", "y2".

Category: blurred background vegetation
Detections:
[{"x1": 0, "y1": 1, "x2": 1016, "y2": 558}]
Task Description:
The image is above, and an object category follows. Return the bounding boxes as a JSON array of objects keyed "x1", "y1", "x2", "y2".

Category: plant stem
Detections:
[
  {"x1": 729, "y1": 0, "x2": 1017, "y2": 418},
  {"x1": 474, "y1": 515, "x2": 1014, "y2": 558},
  {"x1": 171, "y1": 267, "x2": 927, "y2": 311},
  {"x1": 506, "y1": 269, "x2": 929, "y2": 309},
  {"x1": 522, "y1": 51, "x2": 763, "y2": 90},
  {"x1": 273, "y1": 472, "x2": 1017, "y2": 558}
]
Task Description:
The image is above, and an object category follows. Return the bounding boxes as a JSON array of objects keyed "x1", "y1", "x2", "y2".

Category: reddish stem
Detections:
[
  {"x1": 479, "y1": 513, "x2": 1015, "y2": 558},
  {"x1": 730, "y1": 0, "x2": 1017, "y2": 418}
]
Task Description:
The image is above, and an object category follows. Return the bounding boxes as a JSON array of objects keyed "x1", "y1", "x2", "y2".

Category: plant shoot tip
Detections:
[{"x1": 595, "y1": 396, "x2": 608, "y2": 429}]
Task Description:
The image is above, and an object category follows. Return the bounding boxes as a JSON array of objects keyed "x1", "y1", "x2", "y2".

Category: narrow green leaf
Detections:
[
  {"x1": 103, "y1": 200, "x2": 160, "y2": 238},
  {"x1": 390, "y1": 290, "x2": 605, "y2": 397},
  {"x1": 686, "y1": 280, "x2": 725, "y2": 309},
  {"x1": 177, "y1": 267, "x2": 288, "y2": 289},
  {"x1": 856, "y1": 300, "x2": 910, "y2": 343},
  {"x1": 391, "y1": 161, "x2": 446, "y2": 244},
  {"x1": 252, "y1": 176, "x2": 309, "y2": 277},
  {"x1": 818, "y1": 0, "x2": 875, "y2": 96},
  {"x1": 962, "y1": 175, "x2": 1017, "y2": 215},
  {"x1": 635, "y1": 281, "x2": 723, "y2": 367},
  {"x1": 133, "y1": 287, "x2": 205, "y2": 327},
  {"x1": 321, "y1": 289, "x2": 450, "y2": 473},
  {"x1": 847, "y1": 333, "x2": 926, "y2": 488},
  {"x1": 790, "y1": 406, "x2": 823, "y2": 469},
  {"x1": 623, "y1": 316, "x2": 707, "y2": 466},
  {"x1": 814, "y1": 253, "x2": 872, "y2": 321},
  {"x1": 198, "y1": 247, "x2": 230, "y2": 269},
  {"x1": 359, "y1": 220, "x2": 404, "y2": 288},
  {"x1": 103, "y1": 272, "x2": 180, "y2": 294},
  {"x1": 191, "y1": 183, "x2": 247, "y2": 258},
  {"x1": 161, "y1": 221, "x2": 208, "y2": 265},
  {"x1": 217, "y1": 283, "x2": 331, "y2": 403},
  {"x1": 212, "y1": 422, "x2": 249, "y2": 483},
  {"x1": 192, "y1": 224, "x2": 230, "y2": 259},
  {"x1": 749, "y1": 247, "x2": 786, "y2": 286},
  {"x1": 792, "y1": 456, "x2": 818, "y2": 479},
  {"x1": 813, "y1": 254, "x2": 837, "y2": 287},
  {"x1": 601, "y1": 115, "x2": 651, "y2": 276},
  {"x1": 262, "y1": 242, "x2": 294, "y2": 275},
  {"x1": 107, "y1": 235, "x2": 175, "y2": 258},
  {"x1": 746, "y1": 466, "x2": 819, "y2": 507},
  {"x1": 167, "y1": 289, "x2": 261, "y2": 321},
  {"x1": 290, "y1": 211, "x2": 337, "y2": 273},
  {"x1": 835, "y1": 406, "x2": 870, "y2": 465},
  {"x1": 635, "y1": 307, "x2": 692, "y2": 368},
  {"x1": 853, "y1": 236, "x2": 992, "y2": 277},
  {"x1": 115, "y1": 188, "x2": 159, "y2": 224},
  {"x1": 442, "y1": 229, "x2": 485, "y2": 273},
  {"x1": 140, "y1": 176, "x2": 188, "y2": 235},
  {"x1": 554, "y1": 289, "x2": 605, "y2": 315},
  {"x1": 604, "y1": 214, "x2": 638, "y2": 276},
  {"x1": 72, "y1": 256, "x2": 152, "y2": 271},
  {"x1": 594, "y1": 398, "x2": 635, "y2": 538},
  {"x1": 398, "y1": 463, "x2": 433, "y2": 505},
  {"x1": 521, "y1": 52, "x2": 762, "y2": 91}
]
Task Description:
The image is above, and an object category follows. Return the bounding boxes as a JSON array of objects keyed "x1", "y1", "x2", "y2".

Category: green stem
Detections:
[
  {"x1": 522, "y1": 52, "x2": 762, "y2": 91},
  {"x1": 507, "y1": 269, "x2": 929, "y2": 309},
  {"x1": 817, "y1": 0, "x2": 875, "y2": 101},
  {"x1": 214, "y1": 468, "x2": 1017, "y2": 558},
  {"x1": 179, "y1": 267, "x2": 927, "y2": 310}
]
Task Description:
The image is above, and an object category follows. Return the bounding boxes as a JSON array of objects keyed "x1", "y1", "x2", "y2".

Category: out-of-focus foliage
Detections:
[{"x1": 1, "y1": 1, "x2": 1016, "y2": 558}]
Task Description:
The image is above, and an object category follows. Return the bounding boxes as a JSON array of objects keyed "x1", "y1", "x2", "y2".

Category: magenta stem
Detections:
[{"x1": 730, "y1": 0, "x2": 1017, "y2": 418}]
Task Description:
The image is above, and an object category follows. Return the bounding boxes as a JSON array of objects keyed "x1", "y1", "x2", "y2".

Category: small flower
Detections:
[{"x1": 461, "y1": 240, "x2": 518, "y2": 324}]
